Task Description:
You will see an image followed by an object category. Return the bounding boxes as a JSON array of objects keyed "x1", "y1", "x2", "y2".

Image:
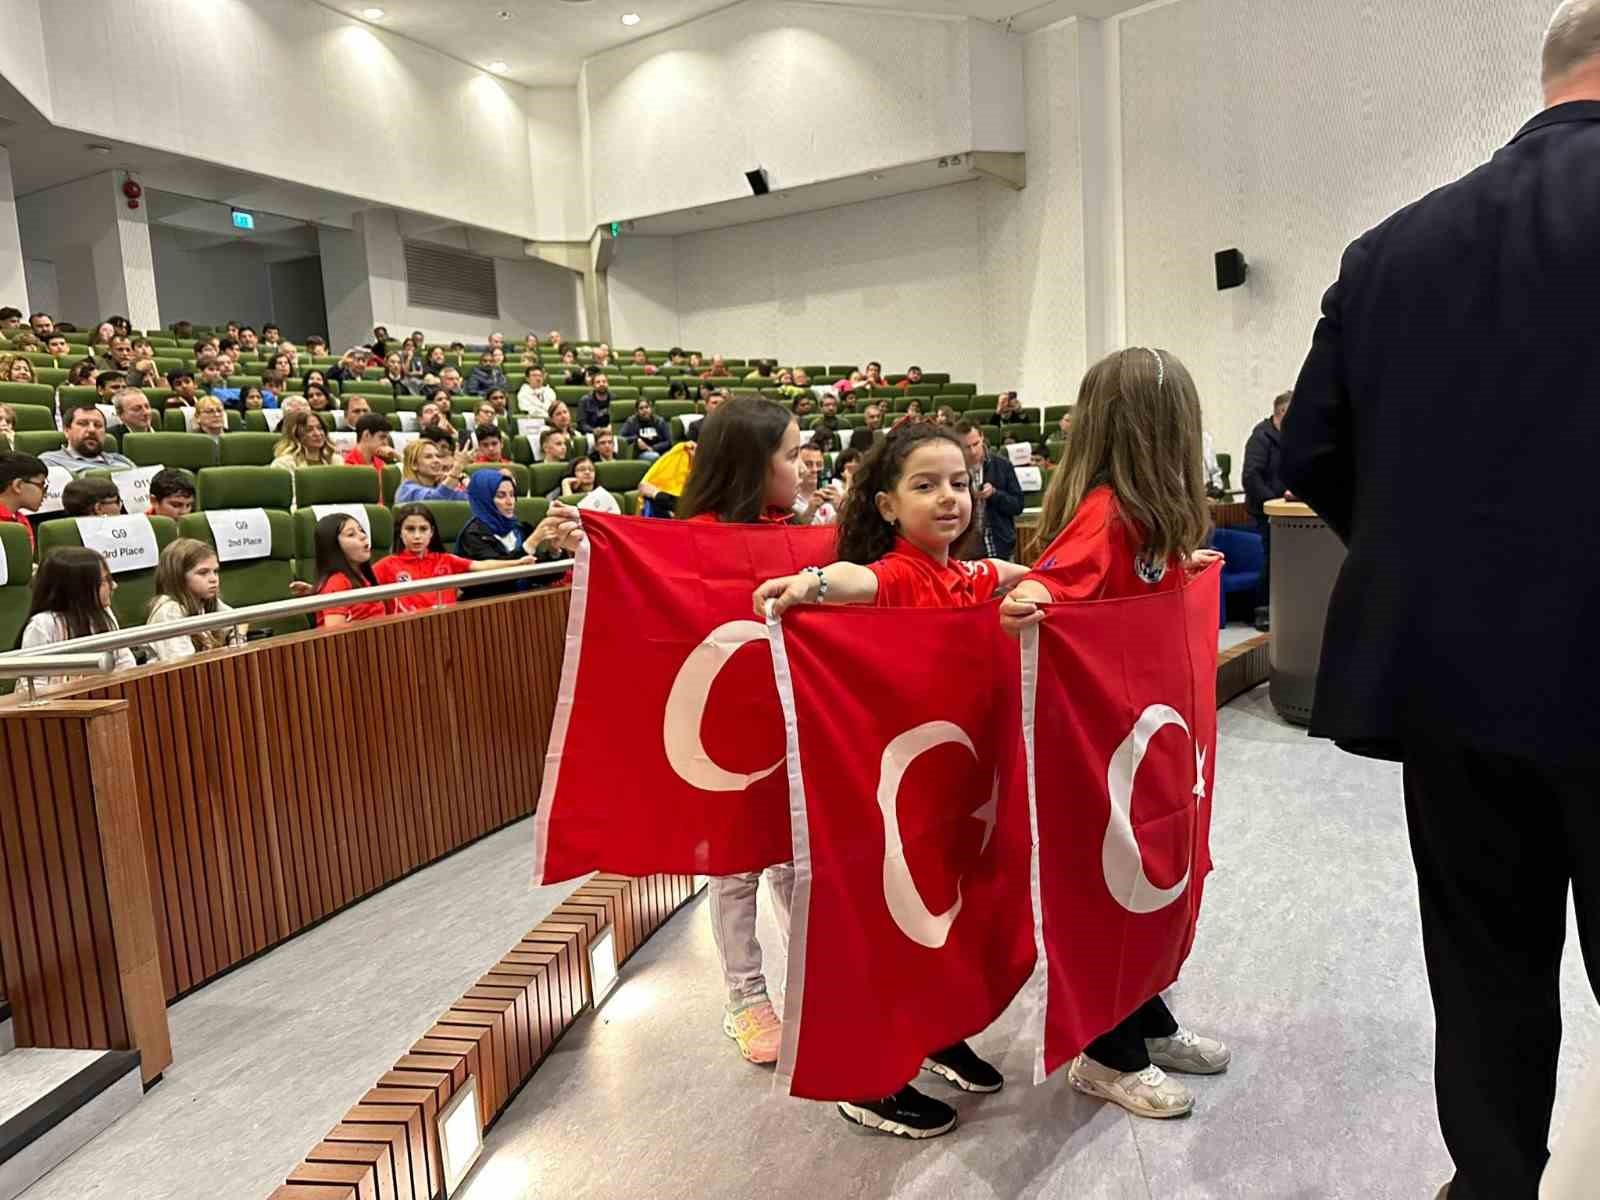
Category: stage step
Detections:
[{"x1": 0, "y1": 1048, "x2": 142, "y2": 1200}]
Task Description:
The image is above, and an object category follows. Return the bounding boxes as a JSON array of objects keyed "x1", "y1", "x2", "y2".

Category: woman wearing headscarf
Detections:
[{"x1": 455, "y1": 469, "x2": 570, "y2": 599}]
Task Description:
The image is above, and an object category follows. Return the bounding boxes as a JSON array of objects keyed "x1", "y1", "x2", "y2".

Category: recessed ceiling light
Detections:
[
  {"x1": 487, "y1": 61, "x2": 508, "y2": 73},
  {"x1": 621, "y1": 12, "x2": 641, "y2": 24},
  {"x1": 360, "y1": 6, "x2": 385, "y2": 18},
  {"x1": 497, "y1": 8, "x2": 513, "y2": 18}
]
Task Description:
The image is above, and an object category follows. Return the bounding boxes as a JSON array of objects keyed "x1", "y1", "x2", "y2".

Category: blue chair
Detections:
[{"x1": 1210, "y1": 527, "x2": 1265, "y2": 627}]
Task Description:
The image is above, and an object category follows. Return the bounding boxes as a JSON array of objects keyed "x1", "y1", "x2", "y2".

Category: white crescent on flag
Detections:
[
  {"x1": 662, "y1": 620, "x2": 783, "y2": 793},
  {"x1": 1101, "y1": 703, "x2": 1204, "y2": 915}
]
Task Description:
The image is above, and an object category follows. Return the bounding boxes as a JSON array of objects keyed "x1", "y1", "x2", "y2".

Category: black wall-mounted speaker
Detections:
[
  {"x1": 1215, "y1": 248, "x2": 1248, "y2": 291},
  {"x1": 745, "y1": 167, "x2": 770, "y2": 196}
]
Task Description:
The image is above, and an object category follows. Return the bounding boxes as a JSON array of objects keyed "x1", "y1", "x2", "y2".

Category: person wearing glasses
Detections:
[{"x1": 0, "y1": 451, "x2": 48, "y2": 550}]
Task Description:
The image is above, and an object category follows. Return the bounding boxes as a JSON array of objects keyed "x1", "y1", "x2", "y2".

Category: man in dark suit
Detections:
[
  {"x1": 956, "y1": 421, "x2": 1023, "y2": 560},
  {"x1": 1281, "y1": 7, "x2": 1600, "y2": 1197},
  {"x1": 1243, "y1": 390, "x2": 1293, "y2": 629}
]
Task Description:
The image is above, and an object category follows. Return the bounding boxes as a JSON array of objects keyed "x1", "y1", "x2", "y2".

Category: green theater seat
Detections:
[
  {"x1": 36, "y1": 515, "x2": 178, "y2": 629},
  {"x1": 514, "y1": 497, "x2": 550, "y2": 530},
  {"x1": 0, "y1": 524, "x2": 33, "y2": 677},
  {"x1": 178, "y1": 508, "x2": 303, "y2": 636},
  {"x1": 219, "y1": 432, "x2": 282, "y2": 467},
  {"x1": 198, "y1": 466, "x2": 294, "y2": 512},
  {"x1": 0, "y1": 382, "x2": 55, "y2": 411},
  {"x1": 6, "y1": 404, "x2": 57, "y2": 431},
  {"x1": 595, "y1": 461, "x2": 649, "y2": 493},
  {"x1": 293, "y1": 465, "x2": 380, "y2": 507},
  {"x1": 292, "y1": 505, "x2": 394, "y2": 584},
  {"x1": 415, "y1": 500, "x2": 472, "y2": 547},
  {"x1": 529, "y1": 462, "x2": 572, "y2": 498},
  {"x1": 15, "y1": 431, "x2": 64, "y2": 455},
  {"x1": 122, "y1": 432, "x2": 219, "y2": 472}
]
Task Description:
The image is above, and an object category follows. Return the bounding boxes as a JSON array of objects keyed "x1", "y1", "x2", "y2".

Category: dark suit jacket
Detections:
[
  {"x1": 1241, "y1": 418, "x2": 1284, "y2": 519},
  {"x1": 959, "y1": 452, "x2": 1024, "y2": 561},
  {"x1": 1281, "y1": 101, "x2": 1600, "y2": 763}
]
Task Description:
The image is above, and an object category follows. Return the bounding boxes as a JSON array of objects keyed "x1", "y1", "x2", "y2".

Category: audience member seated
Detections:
[
  {"x1": 397, "y1": 438, "x2": 469, "y2": 502},
  {"x1": 0, "y1": 405, "x2": 15, "y2": 452},
  {"x1": 43, "y1": 403, "x2": 134, "y2": 475},
  {"x1": 630, "y1": 347, "x2": 658, "y2": 375},
  {"x1": 744, "y1": 359, "x2": 775, "y2": 384},
  {"x1": 1057, "y1": 410, "x2": 1072, "y2": 439},
  {"x1": 0, "y1": 453, "x2": 44, "y2": 546},
  {"x1": 833, "y1": 447, "x2": 863, "y2": 493},
  {"x1": 995, "y1": 391, "x2": 1030, "y2": 425},
  {"x1": 260, "y1": 323, "x2": 282, "y2": 348},
  {"x1": 934, "y1": 405, "x2": 957, "y2": 427},
  {"x1": 539, "y1": 428, "x2": 571, "y2": 465},
  {"x1": 862, "y1": 361, "x2": 889, "y2": 388},
  {"x1": 417, "y1": 397, "x2": 459, "y2": 450},
  {"x1": 439, "y1": 366, "x2": 464, "y2": 395},
  {"x1": 794, "y1": 444, "x2": 839, "y2": 525},
  {"x1": 896, "y1": 365, "x2": 925, "y2": 389},
  {"x1": 96, "y1": 335, "x2": 134, "y2": 375},
  {"x1": 147, "y1": 469, "x2": 197, "y2": 519},
  {"x1": 619, "y1": 397, "x2": 671, "y2": 462},
  {"x1": 472, "y1": 400, "x2": 504, "y2": 433},
  {"x1": 304, "y1": 335, "x2": 328, "y2": 358},
  {"x1": 0, "y1": 307, "x2": 19, "y2": 337},
  {"x1": 546, "y1": 400, "x2": 577, "y2": 442},
  {"x1": 344, "y1": 413, "x2": 397, "y2": 479},
  {"x1": 578, "y1": 373, "x2": 614, "y2": 433},
  {"x1": 813, "y1": 392, "x2": 840, "y2": 425},
  {"x1": 699, "y1": 354, "x2": 728, "y2": 380},
  {"x1": 166, "y1": 369, "x2": 201, "y2": 409},
  {"x1": 304, "y1": 384, "x2": 335, "y2": 415},
  {"x1": 558, "y1": 456, "x2": 597, "y2": 500},
  {"x1": 793, "y1": 393, "x2": 816, "y2": 419},
  {"x1": 271, "y1": 409, "x2": 338, "y2": 471},
  {"x1": 235, "y1": 384, "x2": 265, "y2": 412},
  {"x1": 704, "y1": 388, "x2": 728, "y2": 417},
  {"x1": 518, "y1": 367, "x2": 555, "y2": 419},
  {"x1": 96, "y1": 370, "x2": 126, "y2": 403},
  {"x1": 44, "y1": 332, "x2": 72, "y2": 359},
  {"x1": 592, "y1": 429, "x2": 619, "y2": 463},
  {"x1": 327, "y1": 346, "x2": 372, "y2": 384},
  {"x1": 312, "y1": 513, "x2": 388, "y2": 628},
  {"x1": 590, "y1": 342, "x2": 612, "y2": 368},
  {"x1": 472, "y1": 427, "x2": 509, "y2": 463},
  {"x1": 546, "y1": 329, "x2": 565, "y2": 353},
  {"x1": 810, "y1": 416, "x2": 841, "y2": 453},
  {"x1": 375, "y1": 503, "x2": 531, "y2": 612},
  {"x1": 144, "y1": 538, "x2": 244, "y2": 662},
  {"x1": 66, "y1": 358, "x2": 97, "y2": 386},
  {"x1": 848, "y1": 426, "x2": 875, "y2": 454},
  {"x1": 466, "y1": 353, "x2": 509, "y2": 395},
  {"x1": 126, "y1": 341, "x2": 161, "y2": 389},
  {"x1": 378, "y1": 352, "x2": 419, "y2": 396},
  {"x1": 421, "y1": 346, "x2": 449, "y2": 382},
  {"x1": 560, "y1": 349, "x2": 585, "y2": 385},
  {"x1": 193, "y1": 396, "x2": 228, "y2": 441},
  {"x1": 2, "y1": 354, "x2": 35, "y2": 383},
  {"x1": 400, "y1": 337, "x2": 425, "y2": 376},
  {"x1": 16, "y1": 547, "x2": 138, "y2": 689},
  {"x1": 457, "y1": 470, "x2": 565, "y2": 600},
  {"x1": 340, "y1": 395, "x2": 373, "y2": 429},
  {"x1": 108, "y1": 389, "x2": 155, "y2": 438}
]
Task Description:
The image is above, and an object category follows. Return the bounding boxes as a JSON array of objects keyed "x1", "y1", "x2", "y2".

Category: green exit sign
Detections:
[{"x1": 609, "y1": 221, "x2": 621, "y2": 237}]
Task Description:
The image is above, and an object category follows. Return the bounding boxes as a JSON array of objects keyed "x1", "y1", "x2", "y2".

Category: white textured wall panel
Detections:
[
  {"x1": 979, "y1": 18, "x2": 1087, "y2": 407},
  {"x1": 607, "y1": 237, "x2": 681, "y2": 350},
  {"x1": 1118, "y1": 0, "x2": 1553, "y2": 465},
  {"x1": 584, "y1": 3, "x2": 986, "y2": 224},
  {"x1": 150, "y1": 228, "x2": 274, "y2": 330},
  {"x1": 37, "y1": 0, "x2": 560, "y2": 240}
]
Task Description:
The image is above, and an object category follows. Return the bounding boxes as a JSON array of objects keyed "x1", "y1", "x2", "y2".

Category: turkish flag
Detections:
[
  {"x1": 533, "y1": 512, "x2": 836, "y2": 883},
  {"x1": 769, "y1": 602, "x2": 1036, "y2": 1101},
  {"x1": 1023, "y1": 564, "x2": 1219, "y2": 1080}
]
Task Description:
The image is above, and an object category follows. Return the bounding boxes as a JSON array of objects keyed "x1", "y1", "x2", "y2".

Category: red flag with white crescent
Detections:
[
  {"x1": 1022, "y1": 564, "x2": 1219, "y2": 1080},
  {"x1": 532, "y1": 512, "x2": 836, "y2": 883},
  {"x1": 769, "y1": 602, "x2": 1036, "y2": 1101}
]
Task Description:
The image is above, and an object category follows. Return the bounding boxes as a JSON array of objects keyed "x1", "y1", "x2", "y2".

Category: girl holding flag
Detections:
[
  {"x1": 754, "y1": 422, "x2": 1030, "y2": 1139},
  {"x1": 1000, "y1": 347, "x2": 1230, "y2": 1119}
]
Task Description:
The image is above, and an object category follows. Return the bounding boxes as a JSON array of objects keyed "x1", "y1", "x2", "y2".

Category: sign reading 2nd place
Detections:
[
  {"x1": 77, "y1": 515, "x2": 160, "y2": 573},
  {"x1": 204, "y1": 508, "x2": 272, "y2": 563}
]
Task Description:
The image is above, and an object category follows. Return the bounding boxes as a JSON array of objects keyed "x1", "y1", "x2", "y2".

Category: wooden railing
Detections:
[{"x1": 3, "y1": 587, "x2": 571, "y2": 1004}]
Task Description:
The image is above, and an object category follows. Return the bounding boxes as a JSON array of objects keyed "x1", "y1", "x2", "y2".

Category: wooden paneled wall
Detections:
[
  {"x1": 8, "y1": 588, "x2": 571, "y2": 1004},
  {"x1": 269, "y1": 874, "x2": 698, "y2": 1200},
  {"x1": 0, "y1": 702, "x2": 172, "y2": 1084}
]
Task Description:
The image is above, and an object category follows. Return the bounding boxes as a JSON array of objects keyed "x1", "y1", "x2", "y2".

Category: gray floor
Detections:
[
  {"x1": 460, "y1": 687, "x2": 1600, "y2": 1200},
  {"x1": 26, "y1": 818, "x2": 576, "y2": 1200}
]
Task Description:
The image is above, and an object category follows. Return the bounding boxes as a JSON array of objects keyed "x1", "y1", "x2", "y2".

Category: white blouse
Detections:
[
  {"x1": 144, "y1": 596, "x2": 242, "y2": 662},
  {"x1": 18, "y1": 611, "x2": 138, "y2": 691}
]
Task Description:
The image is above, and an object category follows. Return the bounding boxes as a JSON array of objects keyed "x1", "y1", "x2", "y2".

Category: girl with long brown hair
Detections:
[
  {"x1": 1001, "y1": 347, "x2": 1227, "y2": 1120},
  {"x1": 146, "y1": 538, "x2": 244, "y2": 661}
]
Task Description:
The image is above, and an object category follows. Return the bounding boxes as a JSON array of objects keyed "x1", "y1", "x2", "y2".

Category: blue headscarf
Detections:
[{"x1": 466, "y1": 469, "x2": 520, "y2": 538}]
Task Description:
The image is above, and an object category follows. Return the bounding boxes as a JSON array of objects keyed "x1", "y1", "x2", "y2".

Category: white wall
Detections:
[
  {"x1": 27, "y1": 0, "x2": 578, "y2": 242},
  {"x1": 582, "y1": 2, "x2": 1023, "y2": 225},
  {"x1": 17, "y1": 171, "x2": 157, "y2": 329},
  {"x1": 605, "y1": 16, "x2": 1089, "y2": 399},
  {"x1": 149, "y1": 228, "x2": 274, "y2": 330},
  {"x1": 0, "y1": 148, "x2": 28, "y2": 313},
  {"x1": 0, "y1": 0, "x2": 50, "y2": 117},
  {"x1": 1116, "y1": 0, "x2": 1553, "y2": 464}
]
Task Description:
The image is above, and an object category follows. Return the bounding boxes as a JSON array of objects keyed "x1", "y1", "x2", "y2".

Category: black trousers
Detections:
[
  {"x1": 1403, "y1": 745, "x2": 1600, "y2": 1200},
  {"x1": 1253, "y1": 514, "x2": 1272, "y2": 610},
  {"x1": 1083, "y1": 995, "x2": 1179, "y2": 1072}
]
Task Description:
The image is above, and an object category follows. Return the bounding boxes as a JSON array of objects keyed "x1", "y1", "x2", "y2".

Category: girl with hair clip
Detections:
[
  {"x1": 312, "y1": 512, "x2": 389, "y2": 628},
  {"x1": 374, "y1": 502, "x2": 532, "y2": 612},
  {"x1": 15, "y1": 546, "x2": 138, "y2": 689},
  {"x1": 145, "y1": 538, "x2": 244, "y2": 661},
  {"x1": 753, "y1": 421, "x2": 1031, "y2": 1140},
  {"x1": 1000, "y1": 347, "x2": 1228, "y2": 1120}
]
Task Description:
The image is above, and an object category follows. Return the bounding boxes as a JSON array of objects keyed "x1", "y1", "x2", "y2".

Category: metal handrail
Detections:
[
  {"x1": 0, "y1": 558, "x2": 576, "y2": 661},
  {"x1": 0, "y1": 653, "x2": 122, "y2": 679}
]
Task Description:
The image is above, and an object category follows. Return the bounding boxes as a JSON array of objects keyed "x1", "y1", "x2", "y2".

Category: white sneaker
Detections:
[
  {"x1": 1068, "y1": 1056, "x2": 1194, "y2": 1118},
  {"x1": 1145, "y1": 1026, "x2": 1231, "y2": 1075}
]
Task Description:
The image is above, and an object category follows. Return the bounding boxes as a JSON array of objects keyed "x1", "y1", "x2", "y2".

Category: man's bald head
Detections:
[{"x1": 1544, "y1": 0, "x2": 1600, "y2": 98}]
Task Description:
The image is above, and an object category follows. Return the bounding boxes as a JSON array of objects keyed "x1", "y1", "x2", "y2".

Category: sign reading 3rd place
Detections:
[{"x1": 77, "y1": 515, "x2": 160, "y2": 573}]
